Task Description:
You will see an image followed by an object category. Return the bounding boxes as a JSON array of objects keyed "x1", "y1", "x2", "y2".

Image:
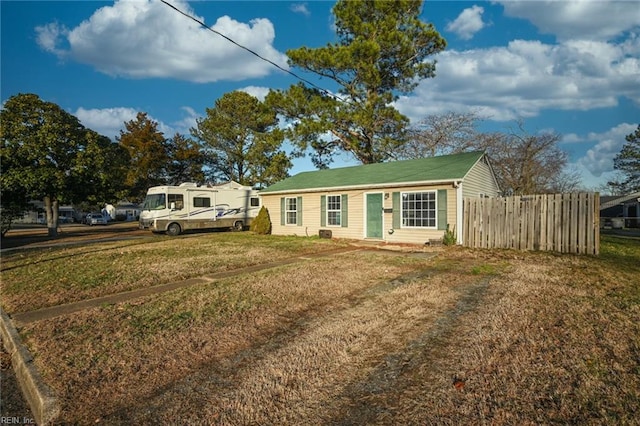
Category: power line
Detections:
[{"x1": 160, "y1": 0, "x2": 343, "y2": 101}]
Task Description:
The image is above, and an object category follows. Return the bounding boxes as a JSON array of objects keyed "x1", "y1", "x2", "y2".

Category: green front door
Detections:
[{"x1": 366, "y1": 193, "x2": 383, "y2": 239}]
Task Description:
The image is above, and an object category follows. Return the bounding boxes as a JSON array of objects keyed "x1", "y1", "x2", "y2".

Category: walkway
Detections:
[{"x1": 10, "y1": 246, "x2": 362, "y2": 326}]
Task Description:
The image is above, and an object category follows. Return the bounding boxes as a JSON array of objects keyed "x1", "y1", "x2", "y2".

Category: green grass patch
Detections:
[{"x1": 0, "y1": 233, "x2": 348, "y2": 313}]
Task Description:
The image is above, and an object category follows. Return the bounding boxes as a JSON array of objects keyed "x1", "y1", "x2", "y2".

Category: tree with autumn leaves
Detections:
[{"x1": 0, "y1": 95, "x2": 206, "y2": 235}]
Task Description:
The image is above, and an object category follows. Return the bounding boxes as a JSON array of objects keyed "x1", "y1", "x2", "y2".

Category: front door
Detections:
[{"x1": 366, "y1": 193, "x2": 383, "y2": 239}]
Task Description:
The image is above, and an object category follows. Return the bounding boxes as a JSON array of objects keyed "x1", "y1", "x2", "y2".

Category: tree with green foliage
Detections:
[
  {"x1": 0, "y1": 187, "x2": 30, "y2": 237},
  {"x1": 166, "y1": 133, "x2": 205, "y2": 185},
  {"x1": 117, "y1": 112, "x2": 169, "y2": 201},
  {"x1": 75, "y1": 130, "x2": 130, "y2": 205},
  {"x1": 612, "y1": 124, "x2": 640, "y2": 192},
  {"x1": 0, "y1": 93, "x2": 111, "y2": 236},
  {"x1": 192, "y1": 91, "x2": 291, "y2": 187},
  {"x1": 266, "y1": 0, "x2": 446, "y2": 168},
  {"x1": 250, "y1": 206, "x2": 272, "y2": 235}
]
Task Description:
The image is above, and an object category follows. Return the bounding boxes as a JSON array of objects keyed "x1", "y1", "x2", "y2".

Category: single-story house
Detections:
[
  {"x1": 13, "y1": 201, "x2": 79, "y2": 224},
  {"x1": 600, "y1": 191, "x2": 640, "y2": 228},
  {"x1": 259, "y1": 151, "x2": 500, "y2": 245},
  {"x1": 105, "y1": 202, "x2": 142, "y2": 222}
]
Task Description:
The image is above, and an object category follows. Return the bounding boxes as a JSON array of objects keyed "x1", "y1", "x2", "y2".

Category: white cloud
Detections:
[
  {"x1": 172, "y1": 106, "x2": 200, "y2": 135},
  {"x1": 75, "y1": 106, "x2": 181, "y2": 140},
  {"x1": 577, "y1": 122, "x2": 638, "y2": 177},
  {"x1": 497, "y1": 0, "x2": 640, "y2": 42},
  {"x1": 35, "y1": 22, "x2": 68, "y2": 57},
  {"x1": 239, "y1": 85, "x2": 271, "y2": 101},
  {"x1": 290, "y1": 3, "x2": 311, "y2": 17},
  {"x1": 446, "y1": 5, "x2": 486, "y2": 40},
  {"x1": 75, "y1": 107, "x2": 139, "y2": 140},
  {"x1": 396, "y1": 37, "x2": 640, "y2": 123},
  {"x1": 36, "y1": 0, "x2": 289, "y2": 83}
]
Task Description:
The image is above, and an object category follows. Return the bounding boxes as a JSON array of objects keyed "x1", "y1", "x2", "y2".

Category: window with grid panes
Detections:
[
  {"x1": 327, "y1": 195, "x2": 341, "y2": 226},
  {"x1": 285, "y1": 197, "x2": 297, "y2": 225},
  {"x1": 401, "y1": 191, "x2": 436, "y2": 227}
]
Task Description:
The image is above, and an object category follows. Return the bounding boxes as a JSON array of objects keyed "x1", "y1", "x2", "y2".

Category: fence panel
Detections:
[{"x1": 463, "y1": 193, "x2": 599, "y2": 255}]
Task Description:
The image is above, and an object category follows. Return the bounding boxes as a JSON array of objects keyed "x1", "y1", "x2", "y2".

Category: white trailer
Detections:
[{"x1": 139, "y1": 181, "x2": 260, "y2": 236}]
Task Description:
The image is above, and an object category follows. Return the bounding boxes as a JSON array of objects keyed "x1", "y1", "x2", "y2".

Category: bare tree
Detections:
[
  {"x1": 401, "y1": 113, "x2": 580, "y2": 195},
  {"x1": 396, "y1": 111, "x2": 483, "y2": 159},
  {"x1": 483, "y1": 127, "x2": 580, "y2": 195}
]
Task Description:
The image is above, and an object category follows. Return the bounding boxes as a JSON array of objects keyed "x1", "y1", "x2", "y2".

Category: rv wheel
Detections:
[
  {"x1": 167, "y1": 222, "x2": 182, "y2": 236},
  {"x1": 233, "y1": 221, "x2": 244, "y2": 231}
]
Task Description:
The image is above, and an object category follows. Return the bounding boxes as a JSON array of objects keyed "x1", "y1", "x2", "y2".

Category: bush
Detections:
[
  {"x1": 443, "y1": 224, "x2": 456, "y2": 246},
  {"x1": 250, "y1": 206, "x2": 272, "y2": 235}
]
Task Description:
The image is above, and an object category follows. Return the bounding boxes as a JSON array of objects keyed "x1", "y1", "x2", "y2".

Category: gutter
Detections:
[
  {"x1": 455, "y1": 180, "x2": 463, "y2": 245},
  {"x1": 259, "y1": 178, "x2": 464, "y2": 196}
]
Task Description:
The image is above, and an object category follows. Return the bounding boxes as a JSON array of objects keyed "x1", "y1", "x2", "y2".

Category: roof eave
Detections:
[{"x1": 259, "y1": 178, "x2": 463, "y2": 196}]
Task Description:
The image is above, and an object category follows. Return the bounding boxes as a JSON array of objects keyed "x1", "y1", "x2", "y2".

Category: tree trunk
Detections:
[{"x1": 44, "y1": 196, "x2": 59, "y2": 238}]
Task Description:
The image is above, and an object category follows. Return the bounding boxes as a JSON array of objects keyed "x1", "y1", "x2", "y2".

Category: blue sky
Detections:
[{"x1": 2, "y1": 0, "x2": 639, "y2": 190}]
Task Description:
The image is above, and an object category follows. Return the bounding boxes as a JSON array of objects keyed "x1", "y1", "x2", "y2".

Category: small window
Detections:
[
  {"x1": 402, "y1": 191, "x2": 436, "y2": 228},
  {"x1": 193, "y1": 197, "x2": 211, "y2": 208},
  {"x1": 327, "y1": 195, "x2": 341, "y2": 226},
  {"x1": 285, "y1": 197, "x2": 297, "y2": 225},
  {"x1": 168, "y1": 194, "x2": 184, "y2": 210},
  {"x1": 250, "y1": 197, "x2": 260, "y2": 207}
]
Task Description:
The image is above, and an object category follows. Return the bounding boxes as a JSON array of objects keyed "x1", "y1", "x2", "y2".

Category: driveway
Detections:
[{"x1": 1, "y1": 222, "x2": 147, "y2": 251}]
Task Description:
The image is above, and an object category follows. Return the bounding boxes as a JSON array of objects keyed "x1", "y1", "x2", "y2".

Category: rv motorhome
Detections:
[{"x1": 139, "y1": 181, "x2": 260, "y2": 236}]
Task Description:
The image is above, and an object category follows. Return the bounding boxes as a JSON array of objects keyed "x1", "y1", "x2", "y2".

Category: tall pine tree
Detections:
[{"x1": 266, "y1": 0, "x2": 446, "y2": 168}]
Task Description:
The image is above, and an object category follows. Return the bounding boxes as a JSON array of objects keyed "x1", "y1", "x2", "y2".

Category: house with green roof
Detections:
[{"x1": 259, "y1": 151, "x2": 500, "y2": 245}]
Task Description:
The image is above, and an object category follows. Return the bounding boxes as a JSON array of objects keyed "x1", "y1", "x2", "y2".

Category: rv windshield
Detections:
[{"x1": 142, "y1": 193, "x2": 166, "y2": 210}]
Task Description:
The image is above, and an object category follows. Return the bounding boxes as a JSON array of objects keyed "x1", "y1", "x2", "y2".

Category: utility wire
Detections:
[{"x1": 160, "y1": 0, "x2": 344, "y2": 102}]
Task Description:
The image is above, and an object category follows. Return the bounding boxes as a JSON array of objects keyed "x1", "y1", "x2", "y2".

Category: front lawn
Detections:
[
  {"x1": 0, "y1": 232, "x2": 346, "y2": 313},
  {"x1": 2, "y1": 233, "x2": 638, "y2": 424}
]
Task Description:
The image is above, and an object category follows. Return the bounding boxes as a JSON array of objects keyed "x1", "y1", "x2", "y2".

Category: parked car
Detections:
[{"x1": 85, "y1": 213, "x2": 107, "y2": 226}]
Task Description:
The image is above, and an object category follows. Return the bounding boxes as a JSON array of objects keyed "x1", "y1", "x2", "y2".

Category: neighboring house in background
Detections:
[
  {"x1": 104, "y1": 202, "x2": 141, "y2": 221},
  {"x1": 600, "y1": 191, "x2": 640, "y2": 228},
  {"x1": 13, "y1": 201, "x2": 80, "y2": 224},
  {"x1": 259, "y1": 151, "x2": 500, "y2": 245}
]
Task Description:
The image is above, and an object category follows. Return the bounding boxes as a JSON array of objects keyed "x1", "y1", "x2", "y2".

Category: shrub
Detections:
[
  {"x1": 251, "y1": 206, "x2": 272, "y2": 235},
  {"x1": 443, "y1": 224, "x2": 456, "y2": 246}
]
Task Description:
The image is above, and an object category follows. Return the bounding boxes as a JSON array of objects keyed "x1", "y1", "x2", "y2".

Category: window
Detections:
[
  {"x1": 142, "y1": 193, "x2": 165, "y2": 210},
  {"x1": 402, "y1": 191, "x2": 436, "y2": 228},
  {"x1": 193, "y1": 197, "x2": 211, "y2": 208},
  {"x1": 327, "y1": 195, "x2": 341, "y2": 226},
  {"x1": 285, "y1": 197, "x2": 297, "y2": 225},
  {"x1": 250, "y1": 197, "x2": 260, "y2": 207},
  {"x1": 168, "y1": 194, "x2": 184, "y2": 210}
]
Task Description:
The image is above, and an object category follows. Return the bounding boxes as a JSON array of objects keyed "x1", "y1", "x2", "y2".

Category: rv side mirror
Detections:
[{"x1": 170, "y1": 202, "x2": 176, "y2": 211}]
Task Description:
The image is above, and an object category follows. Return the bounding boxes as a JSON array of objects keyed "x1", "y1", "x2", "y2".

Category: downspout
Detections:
[{"x1": 455, "y1": 181, "x2": 463, "y2": 245}]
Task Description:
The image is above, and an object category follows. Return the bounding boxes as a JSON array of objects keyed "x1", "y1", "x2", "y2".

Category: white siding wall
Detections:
[
  {"x1": 262, "y1": 190, "x2": 365, "y2": 240},
  {"x1": 262, "y1": 183, "x2": 456, "y2": 245},
  {"x1": 462, "y1": 156, "x2": 500, "y2": 198},
  {"x1": 383, "y1": 184, "x2": 456, "y2": 245}
]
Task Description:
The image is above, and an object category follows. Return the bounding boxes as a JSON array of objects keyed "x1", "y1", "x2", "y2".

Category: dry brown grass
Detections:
[
  {"x1": 5, "y1": 234, "x2": 639, "y2": 424},
  {"x1": 347, "y1": 247, "x2": 640, "y2": 425},
  {"x1": 21, "y1": 251, "x2": 433, "y2": 423}
]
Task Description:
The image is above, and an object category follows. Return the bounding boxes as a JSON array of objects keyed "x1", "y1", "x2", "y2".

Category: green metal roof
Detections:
[{"x1": 260, "y1": 151, "x2": 485, "y2": 194}]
